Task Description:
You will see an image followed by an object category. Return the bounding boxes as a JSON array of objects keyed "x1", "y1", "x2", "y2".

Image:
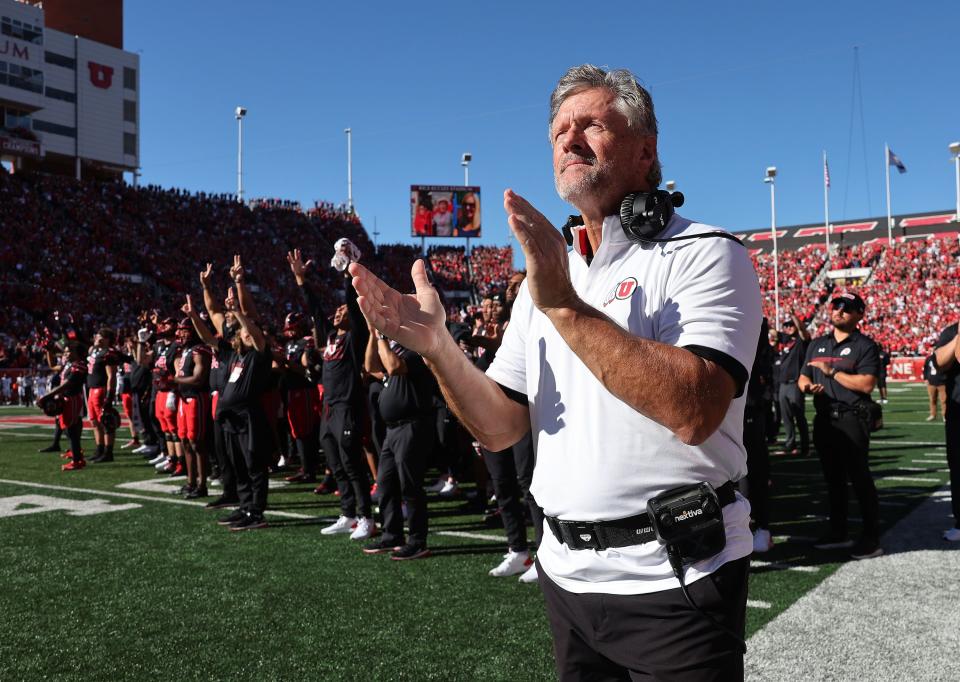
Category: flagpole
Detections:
[
  {"x1": 823, "y1": 150, "x2": 830, "y2": 259},
  {"x1": 885, "y1": 142, "x2": 893, "y2": 245}
]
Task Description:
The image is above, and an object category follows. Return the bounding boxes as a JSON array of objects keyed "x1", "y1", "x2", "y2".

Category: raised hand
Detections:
[
  {"x1": 286, "y1": 248, "x2": 314, "y2": 284},
  {"x1": 199, "y1": 263, "x2": 213, "y2": 289},
  {"x1": 349, "y1": 259, "x2": 447, "y2": 358},
  {"x1": 230, "y1": 254, "x2": 244, "y2": 283},
  {"x1": 181, "y1": 294, "x2": 193, "y2": 316},
  {"x1": 225, "y1": 286, "x2": 237, "y2": 311},
  {"x1": 503, "y1": 189, "x2": 578, "y2": 313}
]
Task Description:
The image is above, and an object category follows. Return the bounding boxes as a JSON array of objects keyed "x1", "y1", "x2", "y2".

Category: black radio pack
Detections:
[
  {"x1": 647, "y1": 482, "x2": 726, "y2": 563},
  {"x1": 647, "y1": 481, "x2": 746, "y2": 654}
]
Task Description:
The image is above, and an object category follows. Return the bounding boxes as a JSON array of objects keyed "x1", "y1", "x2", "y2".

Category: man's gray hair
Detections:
[{"x1": 549, "y1": 65, "x2": 661, "y2": 188}]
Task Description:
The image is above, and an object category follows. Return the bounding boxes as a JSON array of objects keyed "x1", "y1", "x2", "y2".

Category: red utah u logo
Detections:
[
  {"x1": 88, "y1": 61, "x2": 114, "y2": 89},
  {"x1": 616, "y1": 277, "x2": 638, "y2": 300}
]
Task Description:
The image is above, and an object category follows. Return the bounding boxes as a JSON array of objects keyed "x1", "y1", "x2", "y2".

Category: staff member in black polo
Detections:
[
  {"x1": 776, "y1": 313, "x2": 810, "y2": 456},
  {"x1": 798, "y1": 292, "x2": 881, "y2": 559},
  {"x1": 932, "y1": 322, "x2": 960, "y2": 542},
  {"x1": 923, "y1": 352, "x2": 947, "y2": 422}
]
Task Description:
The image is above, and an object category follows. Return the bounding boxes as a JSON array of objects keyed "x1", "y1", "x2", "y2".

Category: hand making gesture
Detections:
[
  {"x1": 503, "y1": 189, "x2": 579, "y2": 314},
  {"x1": 229, "y1": 254, "x2": 245, "y2": 283},
  {"x1": 348, "y1": 260, "x2": 447, "y2": 359},
  {"x1": 286, "y1": 248, "x2": 314, "y2": 286}
]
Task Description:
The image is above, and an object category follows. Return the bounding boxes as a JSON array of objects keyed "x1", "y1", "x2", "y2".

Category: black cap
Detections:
[{"x1": 830, "y1": 292, "x2": 866, "y2": 314}]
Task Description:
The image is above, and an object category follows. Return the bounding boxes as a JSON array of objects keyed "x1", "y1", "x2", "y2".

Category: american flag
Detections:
[
  {"x1": 823, "y1": 153, "x2": 830, "y2": 188},
  {"x1": 887, "y1": 148, "x2": 907, "y2": 174}
]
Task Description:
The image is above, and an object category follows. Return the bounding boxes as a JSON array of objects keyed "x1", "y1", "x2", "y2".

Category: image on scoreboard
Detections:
[{"x1": 410, "y1": 185, "x2": 481, "y2": 238}]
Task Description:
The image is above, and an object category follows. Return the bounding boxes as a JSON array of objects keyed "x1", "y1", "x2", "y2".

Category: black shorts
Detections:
[{"x1": 538, "y1": 556, "x2": 749, "y2": 681}]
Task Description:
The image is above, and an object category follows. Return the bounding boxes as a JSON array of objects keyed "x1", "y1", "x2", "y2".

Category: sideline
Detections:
[{"x1": 745, "y1": 485, "x2": 960, "y2": 680}]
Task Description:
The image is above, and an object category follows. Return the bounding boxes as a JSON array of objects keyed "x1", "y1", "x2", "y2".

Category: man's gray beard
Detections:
[{"x1": 555, "y1": 160, "x2": 612, "y2": 204}]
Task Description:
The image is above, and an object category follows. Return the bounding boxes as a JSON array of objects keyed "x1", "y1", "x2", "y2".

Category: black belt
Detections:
[{"x1": 545, "y1": 481, "x2": 737, "y2": 552}]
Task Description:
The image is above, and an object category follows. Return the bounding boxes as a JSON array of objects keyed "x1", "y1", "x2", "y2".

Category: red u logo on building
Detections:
[{"x1": 88, "y1": 62, "x2": 114, "y2": 89}]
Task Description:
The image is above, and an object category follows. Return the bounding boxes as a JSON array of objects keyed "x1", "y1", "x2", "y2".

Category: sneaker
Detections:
[
  {"x1": 349, "y1": 517, "x2": 378, "y2": 540},
  {"x1": 426, "y1": 477, "x2": 447, "y2": 493},
  {"x1": 752, "y1": 529, "x2": 774, "y2": 553},
  {"x1": 277, "y1": 455, "x2": 287, "y2": 469},
  {"x1": 370, "y1": 483, "x2": 379, "y2": 502},
  {"x1": 320, "y1": 515, "x2": 357, "y2": 535},
  {"x1": 92, "y1": 453, "x2": 114, "y2": 463},
  {"x1": 186, "y1": 486, "x2": 209, "y2": 499},
  {"x1": 206, "y1": 495, "x2": 240, "y2": 509},
  {"x1": 133, "y1": 444, "x2": 150, "y2": 454},
  {"x1": 61, "y1": 459, "x2": 86, "y2": 471},
  {"x1": 362, "y1": 537, "x2": 403, "y2": 555},
  {"x1": 285, "y1": 471, "x2": 316, "y2": 483},
  {"x1": 813, "y1": 534, "x2": 854, "y2": 550},
  {"x1": 217, "y1": 509, "x2": 247, "y2": 526},
  {"x1": 518, "y1": 563, "x2": 539, "y2": 584},
  {"x1": 313, "y1": 479, "x2": 337, "y2": 495},
  {"x1": 209, "y1": 478, "x2": 222, "y2": 488},
  {"x1": 173, "y1": 484, "x2": 194, "y2": 496},
  {"x1": 155, "y1": 457, "x2": 171, "y2": 471},
  {"x1": 439, "y1": 480, "x2": 459, "y2": 497},
  {"x1": 943, "y1": 528, "x2": 960, "y2": 542},
  {"x1": 170, "y1": 462, "x2": 185, "y2": 477},
  {"x1": 850, "y1": 539, "x2": 883, "y2": 560},
  {"x1": 926, "y1": 415, "x2": 936, "y2": 422},
  {"x1": 121, "y1": 439, "x2": 140, "y2": 450},
  {"x1": 489, "y1": 550, "x2": 532, "y2": 577},
  {"x1": 38, "y1": 444, "x2": 61, "y2": 453},
  {"x1": 229, "y1": 513, "x2": 268, "y2": 531},
  {"x1": 148, "y1": 453, "x2": 167, "y2": 465},
  {"x1": 391, "y1": 544, "x2": 431, "y2": 561},
  {"x1": 139, "y1": 444, "x2": 161, "y2": 457}
]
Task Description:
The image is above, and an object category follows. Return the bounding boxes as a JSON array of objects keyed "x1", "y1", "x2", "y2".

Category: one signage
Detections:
[
  {"x1": 0, "y1": 134, "x2": 42, "y2": 158},
  {"x1": 411, "y1": 185, "x2": 480, "y2": 238}
]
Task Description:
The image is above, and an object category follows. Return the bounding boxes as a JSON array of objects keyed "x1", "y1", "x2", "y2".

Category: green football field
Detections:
[{"x1": 0, "y1": 383, "x2": 949, "y2": 681}]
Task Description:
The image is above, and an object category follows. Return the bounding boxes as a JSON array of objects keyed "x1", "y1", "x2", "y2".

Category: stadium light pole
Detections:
[
  {"x1": 764, "y1": 167, "x2": 780, "y2": 331},
  {"x1": 951, "y1": 141, "x2": 960, "y2": 223},
  {"x1": 345, "y1": 128, "x2": 353, "y2": 213},
  {"x1": 461, "y1": 152, "x2": 472, "y2": 185},
  {"x1": 235, "y1": 106, "x2": 247, "y2": 203}
]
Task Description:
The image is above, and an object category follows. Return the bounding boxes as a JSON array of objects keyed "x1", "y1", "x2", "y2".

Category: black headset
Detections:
[{"x1": 562, "y1": 190, "x2": 743, "y2": 247}]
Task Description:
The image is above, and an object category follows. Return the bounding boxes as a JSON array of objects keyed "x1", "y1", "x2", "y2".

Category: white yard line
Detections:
[{"x1": 878, "y1": 476, "x2": 942, "y2": 484}]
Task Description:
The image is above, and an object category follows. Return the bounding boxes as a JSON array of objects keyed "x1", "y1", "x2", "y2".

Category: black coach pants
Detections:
[
  {"x1": 778, "y1": 382, "x2": 808, "y2": 454},
  {"x1": 742, "y1": 405, "x2": 770, "y2": 528},
  {"x1": 482, "y1": 431, "x2": 544, "y2": 552},
  {"x1": 321, "y1": 404, "x2": 371, "y2": 519},
  {"x1": 945, "y1": 402, "x2": 960, "y2": 528},
  {"x1": 378, "y1": 418, "x2": 431, "y2": 547},
  {"x1": 222, "y1": 414, "x2": 269, "y2": 516},
  {"x1": 813, "y1": 410, "x2": 879, "y2": 541},
  {"x1": 539, "y1": 557, "x2": 749, "y2": 681},
  {"x1": 212, "y1": 415, "x2": 237, "y2": 499}
]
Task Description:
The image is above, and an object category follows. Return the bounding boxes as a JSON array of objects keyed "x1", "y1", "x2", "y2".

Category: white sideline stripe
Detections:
[
  {"x1": 0, "y1": 478, "x2": 513, "y2": 544},
  {"x1": 902, "y1": 467, "x2": 949, "y2": 473},
  {"x1": 747, "y1": 600, "x2": 772, "y2": 609},
  {"x1": 0, "y1": 431, "x2": 47, "y2": 438},
  {"x1": 880, "y1": 476, "x2": 942, "y2": 484},
  {"x1": 435, "y1": 530, "x2": 506, "y2": 543},
  {"x1": 751, "y1": 560, "x2": 819, "y2": 574},
  {"x1": 873, "y1": 441, "x2": 946, "y2": 446},
  {"x1": 0, "y1": 479, "x2": 313, "y2": 519},
  {"x1": 913, "y1": 459, "x2": 947, "y2": 464}
]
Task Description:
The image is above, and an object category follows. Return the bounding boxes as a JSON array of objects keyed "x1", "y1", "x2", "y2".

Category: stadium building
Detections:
[{"x1": 0, "y1": 0, "x2": 138, "y2": 180}]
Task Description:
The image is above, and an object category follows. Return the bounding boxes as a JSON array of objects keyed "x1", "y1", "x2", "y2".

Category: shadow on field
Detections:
[{"x1": 429, "y1": 543, "x2": 509, "y2": 557}]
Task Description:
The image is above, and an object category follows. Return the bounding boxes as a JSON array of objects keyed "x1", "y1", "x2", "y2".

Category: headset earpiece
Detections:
[{"x1": 619, "y1": 190, "x2": 684, "y2": 242}]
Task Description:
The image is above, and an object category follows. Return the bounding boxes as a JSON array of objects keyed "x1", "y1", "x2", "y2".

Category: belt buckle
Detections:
[{"x1": 567, "y1": 522, "x2": 601, "y2": 551}]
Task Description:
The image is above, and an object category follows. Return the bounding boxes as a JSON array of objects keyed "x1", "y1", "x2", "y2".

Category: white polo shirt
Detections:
[{"x1": 486, "y1": 213, "x2": 762, "y2": 595}]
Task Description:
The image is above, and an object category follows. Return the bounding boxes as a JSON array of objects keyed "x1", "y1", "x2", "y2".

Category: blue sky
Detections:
[{"x1": 128, "y1": 1, "x2": 960, "y2": 251}]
